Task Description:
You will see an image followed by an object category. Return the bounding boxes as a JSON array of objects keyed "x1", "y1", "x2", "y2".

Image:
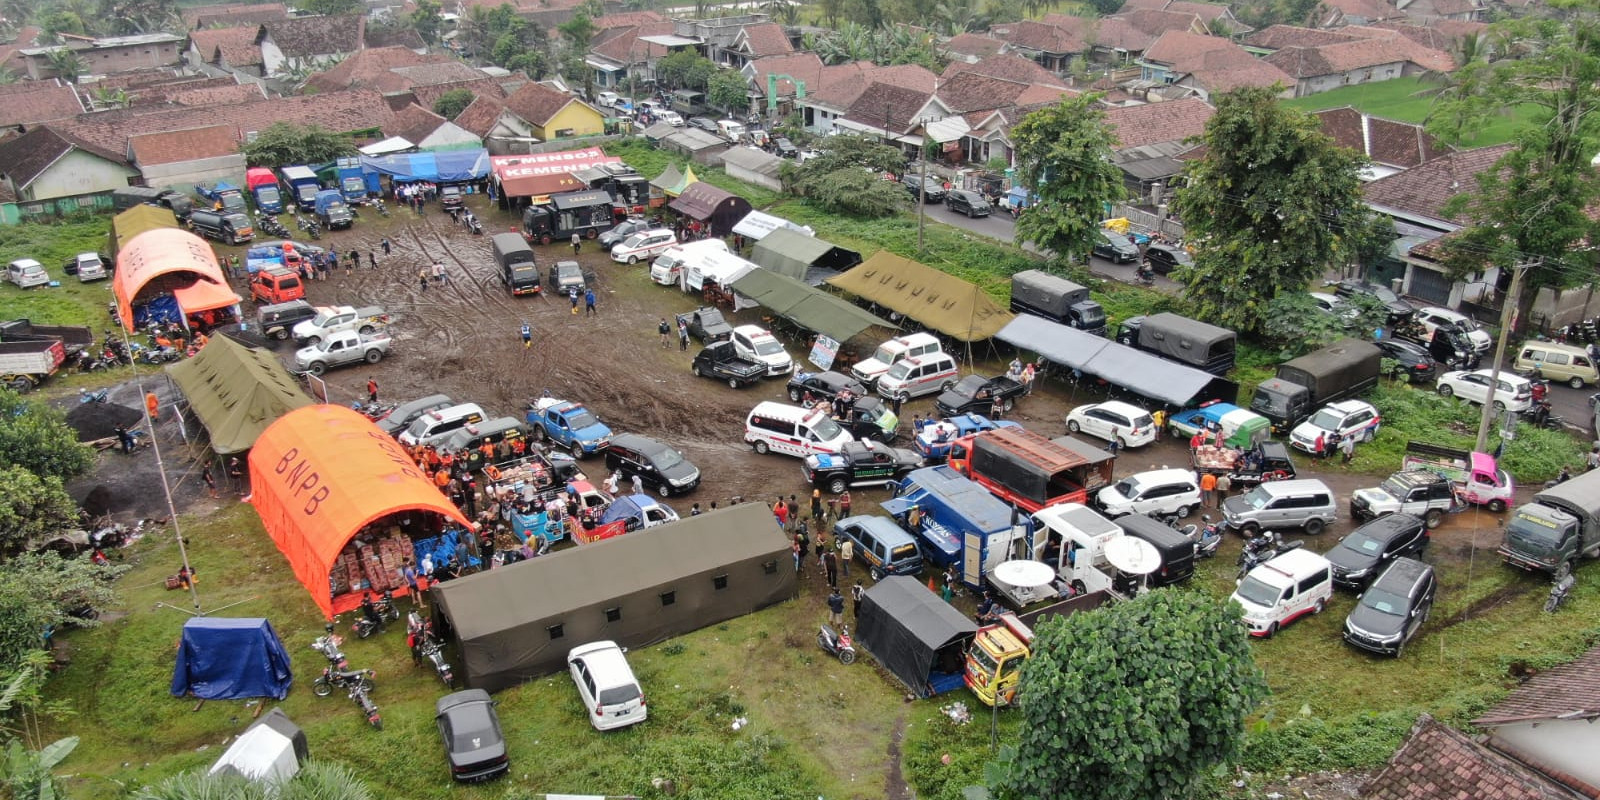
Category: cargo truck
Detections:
[
  {"x1": 1115, "y1": 312, "x2": 1236, "y2": 375},
  {"x1": 1499, "y1": 469, "x2": 1600, "y2": 574},
  {"x1": 195, "y1": 181, "x2": 247, "y2": 214},
  {"x1": 1249, "y1": 338, "x2": 1382, "y2": 435},
  {"x1": 245, "y1": 167, "x2": 283, "y2": 214},
  {"x1": 1008, "y1": 270, "x2": 1106, "y2": 336},
  {"x1": 945, "y1": 428, "x2": 1115, "y2": 513},
  {"x1": 520, "y1": 189, "x2": 616, "y2": 244},
  {"x1": 334, "y1": 156, "x2": 367, "y2": 204},
  {"x1": 112, "y1": 186, "x2": 192, "y2": 220},
  {"x1": 0, "y1": 319, "x2": 93, "y2": 392},
  {"x1": 314, "y1": 189, "x2": 353, "y2": 229},
  {"x1": 279, "y1": 166, "x2": 321, "y2": 212},
  {"x1": 883, "y1": 465, "x2": 1030, "y2": 587}
]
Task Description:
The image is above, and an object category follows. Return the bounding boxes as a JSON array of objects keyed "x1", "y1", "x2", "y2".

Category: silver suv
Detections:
[{"x1": 1221, "y1": 479, "x2": 1338, "y2": 536}]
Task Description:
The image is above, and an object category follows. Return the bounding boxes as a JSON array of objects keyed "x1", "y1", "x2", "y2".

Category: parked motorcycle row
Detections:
[
  {"x1": 304, "y1": 593, "x2": 460, "y2": 729},
  {"x1": 1553, "y1": 317, "x2": 1600, "y2": 345},
  {"x1": 256, "y1": 212, "x2": 290, "y2": 239},
  {"x1": 310, "y1": 625, "x2": 382, "y2": 730}
]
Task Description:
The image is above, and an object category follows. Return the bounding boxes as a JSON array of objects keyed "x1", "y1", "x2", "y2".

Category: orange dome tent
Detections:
[{"x1": 113, "y1": 228, "x2": 239, "y2": 332}]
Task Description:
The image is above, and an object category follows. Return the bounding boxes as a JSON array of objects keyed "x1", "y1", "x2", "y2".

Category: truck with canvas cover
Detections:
[
  {"x1": 1499, "y1": 469, "x2": 1600, "y2": 574},
  {"x1": 1009, "y1": 270, "x2": 1105, "y2": 336},
  {"x1": 195, "y1": 181, "x2": 247, "y2": 214},
  {"x1": 1401, "y1": 442, "x2": 1513, "y2": 512},
  {"x1": 279, "y1": 166, "x2": 321, "y2": 212},
  {"x1": 521, "y1": 190, "x2": 616, "y2": 245},
  {"x1": 1249, "y1": 338, "x2": 1382, "y2": 435},
  {"x1": 491, "y1": 233, "x2": 540, "y2": 296},
  {"x1": 245, "y1": 168, "x2": 283, "y2": 214},
  {"x1": 946, "y1": 428, "x2": 1115, "y2": 513},
  {"x1": 884, "y1": 465, "x2": 1029, "y2": 587},
  {"x1": 335, "y1": 157, "x2": 366, "y2": 203},
  {"x1": 314, "y1": 189, "x2": 353, "y2": 229},
  {"x1": 112, "y1": 186, "x2": 192, "y2": 219},
  {"x1": 1116, "y1": 312, "x2": 1236, "y2": 375}
]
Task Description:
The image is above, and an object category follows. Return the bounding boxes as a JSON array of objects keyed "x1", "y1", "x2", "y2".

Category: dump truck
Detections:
[
  {"x1": 0, "y1": 319, "x2": 94, "y2": 392},
  {"x1": 245, "y1": 167, "x2": 283, "y2": 214},
  {"x1": 946, "y1": 428, "x2": 1115, "y2": 513},
  {"x1": 1499, "y1": 469, "x2": 1600, "y2": 575},
  {"x1": 1008, "y1": 270, "x2": 1105, "y2": 336},
  {"x1": 965, "y1": 614, "x2": 1035, "y2": 707},
  {"x1": 1249, "y1": 338, "x2": 1382, "y2": 435},
  {"x1": 1115, "y1": 312, "x2": 1236, "y2": 375}
]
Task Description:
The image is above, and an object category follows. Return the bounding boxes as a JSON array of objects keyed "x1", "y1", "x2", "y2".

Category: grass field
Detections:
[
  {"x1": 0, "y1": 217, "x2": 120, "y2": 328},
  {"x1": 1283, "y1": 77, "x2": 1538, "y2": 147}
]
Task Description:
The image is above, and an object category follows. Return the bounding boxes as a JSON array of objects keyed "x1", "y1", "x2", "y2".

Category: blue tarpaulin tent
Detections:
[
  {"x1": 360, "y1": 149, "x2": 490, "y2": 184},
  {"x1": 170, "y1": 618, "x2": 293, "y2": 700}
]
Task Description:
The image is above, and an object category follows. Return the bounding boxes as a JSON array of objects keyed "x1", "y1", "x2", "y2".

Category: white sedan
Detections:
[
  {"x1": 1065, "y1": 400, "x2": 1157, "y2": 449},
  {"x1": 1436, "y1": 369, "x2": 1533, "y2": 412}
]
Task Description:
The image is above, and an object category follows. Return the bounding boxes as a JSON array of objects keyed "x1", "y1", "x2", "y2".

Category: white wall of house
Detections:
[
  {"x1": 1297, "y1": 61, "x2": 1406, "y2": 95},
  {"x1": 21, "y1": 150, "x2": 136, "y2": 201},
  {"x1": 418, "y1": 122, "x2": 483, "y2": 149},
  {"x1": 259, "y1": 37, "x2": 287, "y2": 75},
  {"x1": 138, "y1": 154, "x2": 247, "y2": 194},
  {"x1": 1492, "y1": 723, "x2": 1600, "y2": 790}
]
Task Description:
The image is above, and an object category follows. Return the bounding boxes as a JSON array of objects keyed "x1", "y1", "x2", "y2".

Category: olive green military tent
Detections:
[
  {"x1": 729, "y1": 268, "x2": 896, "y2": 343},
  {"x1": 750, "y1": 228, "x2": 861, "y2": 283},
  {"x1": 826, "y1": 251, "x2": 1014, "y2": 342},
  {"x1": 166, "y1": 335, "x2": 313, "y2": 454}
]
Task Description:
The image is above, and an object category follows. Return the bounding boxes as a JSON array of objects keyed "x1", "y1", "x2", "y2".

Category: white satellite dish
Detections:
[
  {"x1": 992, "y1": 560, "x2": 1055, "y2": 589},
  {"x1": 1104, "y1": 536, "x2": 1162, "y2": 576}
]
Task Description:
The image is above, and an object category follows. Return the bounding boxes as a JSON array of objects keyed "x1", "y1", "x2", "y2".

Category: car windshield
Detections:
[
  {"x1": 598, "y1": 683, "x2": 641, "y2": 705},
  {"x1": 1234, "y1": 576, "x2": 1282, "y2": 607},
  {"x1": 753, "y1": 339, "x2": 784, "y2": 356},
  {"x1": 1370, "y1": 286, "x2": 1399, "y2": 303},
  {"x1": 1239, "y1": 487, "x2": 1272, "y2": 510},
  {"x1": 567, "y1": 410, "x2": 600, "y2": 429},
  {"x1": 1250, "y1": 392, "x2": 1288, "y2": 416},
  {"x1": 622, "y1": 234, "x2": 648, "y2": 248},
  {"x1": 1309, "y1": 409, "x2": 1346, "y2": 430},
  {"x1": 311, "y1": 310, "x2": 336, "y2": 326},
  {"x1": 1378, "y1": 477, "x2": 1410, "y2": 496},
  {"x1": 885, "y1": 361, "x2": 913, "y2": 380},
  {"x1": 405, "y1": 417, "x2": 432, "y2": 437},
  {"x1": 1506, "y1": 511, "x2": 1565, "y2": 547},
  {"x1": 257, "y1": 186, "x2": 280, "y2": 202},
  {"x1": 1111, "y1": 477, "x2": 1143, "y2": 498},
  {"x1": 651, "y1": 446, "x2": 684, "y2": 469},
  {"x1": 446, "y1": 705, "x2": 497, "y2": 749},
  {"x1": 969, "y1": 645, "x2": 999, "y2": 674},
  {"x1": 871, "y1": 345, "x2": 898, "y2": 364},
  {"x1": 1359, "y1": 587, "x2": 1408, "y2": 616},
  {"x1": 811, "y1": 415, "x2": 844, "y2": 440},
  {"x1": 1340, "y1": 533, "x2": 1384, "y2": 555}
]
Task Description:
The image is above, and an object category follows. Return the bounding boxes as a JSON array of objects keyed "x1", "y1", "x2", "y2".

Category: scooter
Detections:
[
  {"x1": 465, "y1": 214, "x2": 484, "y2": 235},
  {"x1": 311, "y1": 625, "x2": 349, "y2": 669},
  {"x1": 371, "y1": 589, "x2": 401, "y2": 623},
  {"x1": 421, "y1": 634, "x2": 454, "y2": 688},
  {"x1": 1545, "y1": 566, "x2": 1576, "y2": 613},
  {"x1": 1191, "y1": 515, "x2": 1222, "y2": 559},
  {"x1": 817, "y1": 624, "x2": 856, "y2": 665},
  {"x1": 350, "y1": 608, "x2": 386, "y2": 639},
  {"x1": 313, "y1": 665, "x2": 374, "y2": 697},
  {"x1": 1134, "y1": 264, "x2": 1156, "y2": 287},
  {"x1": 349, "y1": 683, "x2": 382, "y2": 730},
  {"x1": 78, "y1": 388, "x2": 108, "y2": 404}
]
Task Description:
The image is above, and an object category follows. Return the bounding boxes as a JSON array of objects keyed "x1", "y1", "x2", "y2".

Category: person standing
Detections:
[
  {"x1": 1215, "y1": 473, "x2": 1232, "y2": 503},
  {"x1": 1340, "y1": 433, "x2": 1357, "y2": 463},
  {"x1": 774, "y1": 498, "x2": 789, "y2": 529},
  {"x1": 792, "y1": 534, "x2": 803, "y2": 573},
  {"x1": 839, "y1": 537, "x2": 853, "y2": 576},
  {"x1": 839, "y1": 490, "x2": 852, "y2": 518},
  {"x1": 678, "y1": 318, "x2": 690, "y2": 351},
  {"x1": 585, "y1": 288, "x2": 597, "y2": 317},
  {"x1": 571, "y1": 233, "x2": 581, "y2": 256},
  {"x1": 826, "y1": 588, "x2": 844, "y2": 627},
  {"x1": 823, "y1": 548, "x2": 838, "y2": 588},
  {"x1": 201, "y1": 464, "x2": 219, "y2": 498},
  {"x1": 368, "y1": 252, "x2": 377, "y2": 269},
  {"x1": 1200, "y1": 471, "x2": 1218, "y2": 509},
  {"x1": 1107, "y1": 428, "x2": 1120, "y2": 457},
  {"x1": 658, "y1": 318, "x2": 671, "y2": 347},
  {"x1": 631, "y1": 473, "x2": 644, "y2": 495},
  {"x1": 366, "y1": 377, "x2": 378, "y2": 403},
  {"x1": 1020, "y1": 362, "x2": 1036, "y2": 396},
  {"x1": 810, "y1": 489, "x2": 824, "y2": 523},
  {"x1": 381, "y1": 237, "x2": 392, "y2": 256},
  {"x1": 521, "y1": 322, "x2": 532, "y2": 349},
  {"x1": 419, "y1": 267, "x2": 430, "y2": 292},
  {"x1": 850, "y1": 580, "x2": 864, "y2": 618},
  {"x1": 228, "y1": 456, "x2": 244, "y2": 494},
  {"x1": 1152, "y1": 408, "x2": 1166, "y2": 442},
  {"x1": 569, "y1": 287, "x2": 580, "y2": 315}
]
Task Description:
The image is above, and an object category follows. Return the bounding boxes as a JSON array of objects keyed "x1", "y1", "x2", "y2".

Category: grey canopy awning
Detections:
[{"x1": 995, "y1": 314, "x2": 1110, "y2": 370}]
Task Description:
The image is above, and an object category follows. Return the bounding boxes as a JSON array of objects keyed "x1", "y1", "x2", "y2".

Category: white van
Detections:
[
  {"x1": 651, "y1": 240, "x2": 727, "y2": 285},
  {"x1": 681, "y1": 249, "x2": 756, "y2": 294},
  {"x1": 875, "y1": 352, "x2": 959, "y2": 403},
  {"x1": 745, "y1": 401, "x2": 853, "y2": 458},
  {"x1": 851, "y1": 332, "x2": 944, "y2": 387},
  {"x1": 610, "y1": 229, "x2": 678, "y2": 264},
  {"x1": 397, "y1": 402, "x2": 486, "y2": 448},
  {"x1": 1230, "y1": 548, "x2": 1334, "y2": 638},
  {"x1": 731, "y1": 324, "x2": 792, "y2": 376}
]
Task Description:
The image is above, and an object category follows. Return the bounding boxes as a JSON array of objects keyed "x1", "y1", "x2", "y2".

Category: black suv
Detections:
[
  {"x1": 1332, "y1": 279, "x2": 1414, "y2": 322},
  {"x1": 944, "y1": 190, "x2": 990, "y2": 218},
  {"x1": 933, "y1": 375, "x2": 1026, "y2": 417},
  {"x1": 1324, "y1": 513, "x2": 1428, "y2": 589},
  {"x1": 1343, "y1": 557, "x2": 1436, "y2": 657},
  {"x1": 1374, "y1": 338, "x2": 1439, "y2": 383},
  {"x1": 604, "y1": 433, "x2": 701, "y2": 497},
  {"x1": 256, "y1": 299, "x2": 316, "y2": 341},
  {"x1": 787, "y1": 371, "x2": 866, "y2": 405},
  {"x1": 902, "y1": 175, "x2": 947, "y2": 203},
  {"x1": 1092, "y1": 230, "x2": 1140, "y2": 263}
]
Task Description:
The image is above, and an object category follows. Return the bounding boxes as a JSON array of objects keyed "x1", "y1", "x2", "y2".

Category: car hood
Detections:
[
  {"x1": 1221, "y1": 495, "x2": 1251, "y2": 520},
  {"x1": 1326, "y1": 544, "x2": 1380, "y2": 575},
  {"x1": 660, "y1": 460, "x2": 700, "y2": 485},
  {"x1": 1345, "y1": 603, "x2": 1405, "y2": 639},
  {"x1": 1352, "y1": 488, "x2": 1399, "y2": 509},
  {"x1": 573, "y1": 423, "x2": 612, "y2": 441}
]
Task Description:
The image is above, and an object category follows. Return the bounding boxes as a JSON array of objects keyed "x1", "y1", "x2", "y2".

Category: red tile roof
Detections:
[
  {"x1": 410, "y1": 78, "x2": 505, "y2": 111},
  {"x1": 190, "y1": 25, "x2": 262, "y2": 67},
  {"x1": 185, "y1": 2, "x2": 287, "y2": 29},
  {"x1": 0, "y1": 125, "x2": 126, "y2": 186},
  {"x1": 592, "y1": 11, "x2": 666, "y2": 29},
  {"x1": 169, "y1": 82, "x2": 267, "y2": 106},
  {"x1": 942, "y1": 53, "x2": 1068, "y2": 87},
  {"x1": 1102, "y1": 97, "x2": 1213, "y2": 149},
  {"x1": 943, "y1": 32, "x2": 1005, "y2": 60},
  {"x1": 129, "y1": 124, "x2": 237, "y2": 165},
  {"x1": 451, "y1": 94, "x2": 506, "y2": 137},
  {"x1": 750, "y1": 52, "x2": 824, "y2": 97},
  {"x1": 363, "y1": 25, "x2": 425, "y2": 51},
  {"x1": 504, "y1": 81, "x2": 579, "y2": 126},
  {"x1": 1362, "y1": 715, "x2": 1573, "y2": 800},
  {"x1": 1111, "y1": 8, "x2": 1208, "y2": 43},
  {"x1": 1363, "y1": 143, "x2": 1513, "y2": 222},
  {"x1": 735, "y1": 22, "x2": 794, "y2": 57},
  {"x1": 304, "y1": 46, "x2": 433, "y2": 93},
  {"x1": 1264, "y1": 35, "x2": 1454, "y2": 76},
  {"x1": 387, "y1": 104, "x2": 451, "y2": 145},
  {"x1": 999, "y1": 18, "x2": 1087, "y2": 54},
  {"x1": 391, "y1": 61, "x2": 488, "y2": 87},
  {"x1": 256, "y1": 14, "x2": 364, "y2": 59},
  {"x1": 589, "y1": 22, "x2": 676, "y2": 62},
  {"x1": 1368, "y1": 20, "x2": 1488, "y2": 50},
  {"x1": 1145, "y1": 31, "x2": 1294, "y2": 92},
  {"x1": 1246, "y1": 24, "x2": 1362, "y2": 49},
  {"x1": 843, "y1": 81, "x2": 933, "y2": 134},
  {"x1": 1476, "y1": 645, "x2": 1600, "y2": 726},
  {"x1": 1319, "y1": 0, "x2": 1404, "y2": 23},
  {"x1": 0, "y1": 84, "x2": 84, "y2": 127},
  {"x1": 1315, "y1": 107, "x2": 1446, "y2": 168}
]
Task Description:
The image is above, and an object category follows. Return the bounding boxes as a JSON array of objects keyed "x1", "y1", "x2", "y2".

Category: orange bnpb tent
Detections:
[
  {"x1": 113, "y1": 228, "x2": 240, "y2": 332},
  {"x1": 248, "y1": 405, "x2": 471, "y2": 618}
]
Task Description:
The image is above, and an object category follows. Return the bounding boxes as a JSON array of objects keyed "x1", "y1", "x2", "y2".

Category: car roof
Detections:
[
  {"x1": 1371, "y1": 556, "x2": 1432, "y2": 590},
  {"x1": 568, "y1": 641, "x2": 637, "y2": 683},
  {"x1": 1419, "y1": 306, "x2": 1465, "y2": 320},
  {"x1": 1127, "y1": 467, "x2": 1195, "y2": 483},
  {"x1": 609, "y1": 432, "x2": 668, "y2": 455},
  {"x1": 1388, "y1": 469, "x2": 1447, "y2": 487},
  {"x1": 732, "y1": 324, "x2": 772, "y2": 337},
  {"x1": 1252, "y1": 548, "x2": 1330, "y2": 583},
  {"x1": 1324, "y1": 400, "x2": 1376, "y2": 415},
  {"x1": 1351, "y1": 512, "x2": 1424, "y2": 539},
  {"x1": 1090, "y1": 400, "x2": 1147, "y2": 415},
  {"x1": 436, "y1": 688, "x2": 494, "y2": 715},
  {"x1": 837, "y1": 514, "x2": 916, "y2": 542},
  {"x1": 1254, "y1": 478, "x2": 1331, "y2": 495}
]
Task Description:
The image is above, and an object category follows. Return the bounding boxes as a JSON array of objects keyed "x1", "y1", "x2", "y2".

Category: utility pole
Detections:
[
  {"x1": 917, "y1": 135, "x2": 929, "y2": 252},
  {"x1": 1474, "y1": 259, "x2": 1536, "y2": 453}
]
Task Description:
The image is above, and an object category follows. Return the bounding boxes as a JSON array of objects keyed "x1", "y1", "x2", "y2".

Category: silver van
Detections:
[
  {"x1": 398, "y1": 402, "x2": 486, "y2": 448},
  {"x1": 1221, "y1": 478, "x2": 1338, "y2": 536}
]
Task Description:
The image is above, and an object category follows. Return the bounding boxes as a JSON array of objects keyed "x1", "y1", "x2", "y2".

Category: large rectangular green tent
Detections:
[
  {"x1": 730, "y1": 268, "x2": 897, "y2": 343},
  {"x1": 826, "y1": 251, "x2": 1014, "y2": 342},
  {"x1": 750, "y1": 227, "x2": 861, "y2": 282},
  {"x1": 166, "y1": 336, "x2": 313, "y2": 454}
]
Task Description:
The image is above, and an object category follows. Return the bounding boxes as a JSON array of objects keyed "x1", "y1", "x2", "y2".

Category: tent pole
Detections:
[{"x1": 121, "y1": 325, "x2": 203, "y2": 612}]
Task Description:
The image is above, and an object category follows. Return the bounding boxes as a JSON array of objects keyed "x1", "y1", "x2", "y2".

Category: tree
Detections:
[
  {"x1": 1169, "y1": 86, "x2": 1374, "y2": 333},
  {"x1": 989, "y1": 591, "x2": 1267, "y2": 800},
  {"x1": 433, "y1": 88, "x2": 475, "y2": 119},
  {"x1": 707, "y1": 69, "x2": 749, "y2": 114},
  {"x1": 0, "y1": 467, "x2": 78, "y2": 558},
  {"x1": 1262, "y1": 292, "x2": 1389, "y2": 358},
  {"x1": 558, "y1": 11, "x2": 596, "y2": 47},
  {"x1": 42, "y1": 48, "x2": 83, "y2": 83},
  {"x1": 1009, "y1": 94, "x2": 1125, "y2": 264},
  {"x1": 656, "y1": 50, "x2": 715, "y2": 90},
  {"x1": 297, "y1": 0, "x2": 361, "y2": 14},
  {"x1": 1426, "y1": 2, "x2": 1600, "y2": 311},
  {"x1": 136, "y1": 761, "x2": 374, "y2": 800},
  {"x1": 506, "y1": 51, "x2": 546, "y2": 79},
  {"x1": 0, "y1": 553, "x2": 126, "y2": 675},
  {"x1": 239, "y1": 122, "x2": 356, "y2": 168},
  {"x1": 0, "y1": 391, "x2": 92, "y2": 483},
  {"x1": 410, "y1": 0, "x2": 443, "y2": 44},
  {"x1": 787, "y1": 135, "x2": 908, "y2": 216}
]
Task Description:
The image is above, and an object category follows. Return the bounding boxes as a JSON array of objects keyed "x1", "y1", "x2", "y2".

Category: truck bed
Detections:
[
  {"x1": 0, "y1": 319, "x2": 93, "y2": 352},
  {"x1": 0, "y1": 339, "x2": 66, "y2": 376}
]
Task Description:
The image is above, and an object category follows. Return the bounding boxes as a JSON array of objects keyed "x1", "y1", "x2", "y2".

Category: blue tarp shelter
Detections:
[
  {"x1": 170, "y1": 618, "x2": 293, "y2": 700},
  {"x1": 360, "y1": 149, "x2": 490, "y2": 184}
]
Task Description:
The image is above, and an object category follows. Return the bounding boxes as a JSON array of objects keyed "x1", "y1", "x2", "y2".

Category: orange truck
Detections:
[{"x1": 946, "y1": 427, "x2": 1114, "y2": 513}]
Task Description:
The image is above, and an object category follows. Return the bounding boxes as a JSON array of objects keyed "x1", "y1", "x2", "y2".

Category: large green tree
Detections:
[
  {"x1": 707, "y1": 69, "x2": 750, "y2": 115},
  {"x1": 0, "y1": 391, "x2": 91, "y2": 483},
  {"x1": 1428, "y1": 0, "x2": 1600, "y2": 309},
  {"x1": 410, "y1": 0, "x2": 443, "y2": 44},
  {"x1": 787, "y1": 135, "x2": 908, "y2": 217},
  {"x1": 656, "y1": 50, "x2": 715, "y2": 90},
  {"x1": 0, "y1": 468, "x2": 78, "y2": 558},
  {"x1": 239, "y1": 123, "x2": 356, "y2": 168},
  {"x1": 0, "y1": 553, "x2": 126, "y2": 675},
  {"x1": 432, "y1": 88, "x2": 474, "y2": 119},
  {"x1": 1009, "y1": 94, "x2": 1125, "y2": 264},
  {"x1": 989, "y1": 591, "x2": 1267, "y2": 800},
  {"x1": 1170, "y1": 86, "x2": 1374, "y2": 333},
  {"x1": 297, "y1": 0, "x2": 361, "y2": 14}
]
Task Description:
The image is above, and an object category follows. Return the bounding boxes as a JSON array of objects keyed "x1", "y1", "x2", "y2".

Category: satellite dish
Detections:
[
  {"x1": 993, "y1": 560, "x2": 1055, "y2": 589},
  {"x1": 1104, "y1": 537, "x2": 1162, "y2": 576}
]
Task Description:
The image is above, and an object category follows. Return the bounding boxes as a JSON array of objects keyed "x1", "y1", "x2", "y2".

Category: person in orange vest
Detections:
[
  {"x1": 145, "y1": 392, "x2": 159, "y2": 419},
  {"x1": 434, "y1": 468, "x2": 450, "y2": 489}
]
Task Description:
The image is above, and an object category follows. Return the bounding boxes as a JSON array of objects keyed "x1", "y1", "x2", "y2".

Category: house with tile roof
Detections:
[
  {"x1": 742, "y1": 52, "x2": 824, "y2": 119},
  {"x1": 501, "y1": 81, "x2": 604, "y2": 142},
  {"x1": 1370, "y1": 19, "x2": 1488, "y2": 54},
  {"x1": 20, "y1": 33, "x2": 185, "y2": 80},
  {"x1": 943, "y1": 33, "x2": 1005, "y2": 64},
  {"x1": 1093, "y1": 9, "x2": 1212, "y2": 61},
  {"x1": 0, "y1": 125, "x2": 137, "y2": 203},
  {"x1": 1117, "y1": 0, "x2": 1255, "y2": 34},
  {"x1": 1362, "y1": 714, "x2": 1576, "y2": 800},
  {"x1": 186, "y1": 25, "x2": 265, "y2": 80},
  {"x1": 303, "y1": 45, "x2": 441, "y2": 93},
  {"x1": 1262, "y1": 28, "x2": 1455, "y2": 95},
  {"x1": 256, "y1": 14, "x2": 365, "y2": 78},
  {"x1": 834, "y1": 81, "x2": 936, "y2": 154},
  {"x1": 1396, "y1": 0, "x2": 1486, "y2": 23},
  {"x1": 127, "y1": 124, "x2": 244, "y2": 191},
  {"x1": 0, "y1": 83, "x2": 86, "y2": 130},
  {"x1": 1314, "y1": 0, "x2": 1405, "y2": 28},
  {"x1": 168, "y1": 82, "x2": 269, "y2": 107},
  {"x1": 1102, "y1": 97, "x2": 1212, "y2": 196},
  {"x1": 585, "y1": 21, "x2": 684, "y2": 91},
  {"x1": 672, "y1": 14, "x2": 773, "y2": 67},
  {"x1": 727, "y1": 22, "x2": 795, "y2": 65},
  {"x1": 1470, "y1": 644, "x2": 1600, "y2": 795},
  {"x1": 1314, "y1": 107, "x2": 1446, "y2": 178},
  {"x1": 942, "y1": 53, "x2": 1069, "y2": 88},
  {"x1": 0, "y1": 26, "x2": 44, "y2": 75},
  {"x1": 1138, "y1": 30, "x2": 1294, "y2": 100},
  {"x1": 914, "y1": 71, "x2": 1075, "y2": 163},
  {"x1": 799, "y1": 63, "x2": 937, "y2": 134},
  {"x1": 386, "y1": 103, "x2": 483, "y2": 149},
  {"x1": 990, "y1": 18, "x2": 1088, "y2": 71},
  {"x1": 184, "y1": 3, "x2": 288, "y2": 30}
]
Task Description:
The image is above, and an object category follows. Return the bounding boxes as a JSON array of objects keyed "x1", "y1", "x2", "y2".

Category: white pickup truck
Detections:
[
  {"x1": 294, "y1": 330, "x2": 391, "y2": 375},
  {"x1": 291, "y1": 304, "x2": 388, "y2": 345}
]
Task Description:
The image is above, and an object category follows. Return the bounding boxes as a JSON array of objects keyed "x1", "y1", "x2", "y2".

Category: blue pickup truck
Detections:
[
  {"x1": 525, "y1": 397, "x2": 612, "y2": 458},
  {"x1": 913, "y1": 414, "x2": 1021, "y2": 461}
]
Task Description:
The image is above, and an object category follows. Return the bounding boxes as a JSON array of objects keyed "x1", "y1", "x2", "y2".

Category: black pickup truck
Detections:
[{"x1": 691, "y1": 341, "x2": 766, "y2": 388}]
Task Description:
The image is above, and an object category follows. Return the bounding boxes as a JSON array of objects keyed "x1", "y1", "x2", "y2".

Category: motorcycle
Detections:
[
  {"x1": 1190, "y1": 515, "x2": 1222, "y2": 560},
  {"x1": 371, "y1": 589, "x2": 400, "y2": 622},
  {"x1": 311, "y1": 625, "x2": 349, "y2": 669},
  {"x1": 465, "y1": 213, "x2": 484, "y2": 235},
  {"x1": 817, "y1": 624, "x2": 856, "y2": 665},
  {"x1": 348, "y1": 683, "x2": 382, "y2": 730},
  {"x1": 78, "y1": 388, "x2": 108, "y2": 404},
  {"x1": 1545, "y1": 565, "x2": 1576, "y2": 613},
  {"x1": 1237, "y1": 531, "x2": 1303, "y2": 578},
  {"x1": 372, "y1": 199, "x2": 390, "y2": 218},
  {"x1": 421, "y1": 634, "x2": 454, "y2": 688},
  {"x1": 1134, "y1": 264, "x2": 1156, "y2": 287},
  {"x1": 312, "y1": 665, "x2": 374, "y2": 697}
]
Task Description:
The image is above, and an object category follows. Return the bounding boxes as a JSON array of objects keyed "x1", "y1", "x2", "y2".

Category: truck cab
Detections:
[
  {"x1": 1500, "y1": 470, "x2": 1600, "y2": 574},
  {"x1": 965, "y1": 614, "x2": 1033, "y2": 707},
  {"x1": 946, "y1": 428, "x2": 1115, "y2": 513},
  {"x1": 1401, "y1": 442, "x2": 1513, "y2": 512},
  {"x1": 1008, "y1": 270, "x2": 1105, "y2": 336},
  {"x1": 314, "y1": 189, "x2": 353, "y2": 229},
  {"x1": 245, "y1": 167, "x2": 283, "y2": 214}
]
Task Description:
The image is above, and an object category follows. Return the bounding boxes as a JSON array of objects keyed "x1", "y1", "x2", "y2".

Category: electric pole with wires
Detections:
[{"x1": 1475, "y1": 258, "x2": 1538, "y2": 453}]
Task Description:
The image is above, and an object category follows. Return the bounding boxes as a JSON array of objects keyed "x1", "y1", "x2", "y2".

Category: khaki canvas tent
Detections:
[
  {"x1": 751, "y1": 228, "x2": 861, "y2": 284},
  {"x1": 432, "y1": 503, "x2": 795, "y2": 692},
  {"x1": 826, "y1": 251, "x2": 1014, "y2": 342},
  {"x1": 166, "y1": 336, "x2": 313, "y2": 454},
  {"x1": 669, "y1": 182, "x2": 751, "y2": 237},
  {"x1": 729, "y1": 268, "x2": 896, "y2": 343},
  {"x1": 856, "y1": 576, "x2": 977, "y2": 698}
]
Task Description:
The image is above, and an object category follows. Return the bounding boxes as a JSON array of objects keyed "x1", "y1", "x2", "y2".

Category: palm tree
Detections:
[{"x1": 0, "y1": 663, "x2": 78, "y2": 800}]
